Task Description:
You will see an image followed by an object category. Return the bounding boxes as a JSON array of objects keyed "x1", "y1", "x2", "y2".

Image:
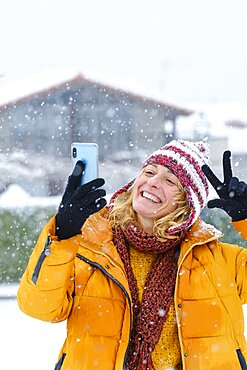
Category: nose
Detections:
[{"x1": 147, "y1": 174, "x2": 161, "y2": 188}]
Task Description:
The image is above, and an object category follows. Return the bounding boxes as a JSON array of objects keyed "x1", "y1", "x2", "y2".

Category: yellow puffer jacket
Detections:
[{"x1": 17, "y1": 208, "x2": 247, "y2": 370}]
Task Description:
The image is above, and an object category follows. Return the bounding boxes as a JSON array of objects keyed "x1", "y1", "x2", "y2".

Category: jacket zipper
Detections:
[
  {"x1": 54, "y1": 353, "x2": 66, "y2": 370},
  {"x1": 76, "y1": 253, "x2": 132, "y2": 370},
  {"x1": 32, "y1": 235, "x2": 52, "y2": 284}
]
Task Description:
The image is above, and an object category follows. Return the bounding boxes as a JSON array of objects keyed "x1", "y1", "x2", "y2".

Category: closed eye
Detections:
[
  {"x1": 144, "y1": 170, "x2": 155, "y2": 176},
  {"x1": 165, "y1": 178, "x2": 177, "y2": 185}
]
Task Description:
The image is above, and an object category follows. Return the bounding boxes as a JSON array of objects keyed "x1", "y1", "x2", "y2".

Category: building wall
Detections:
[{"x1": 0, "y1": 79, "x2": 190, "y2": 195}]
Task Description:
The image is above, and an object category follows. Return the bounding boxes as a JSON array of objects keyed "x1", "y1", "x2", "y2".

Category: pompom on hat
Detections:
[{"x1": 110, "y1": 139, "x2": 210, "y2": 233}]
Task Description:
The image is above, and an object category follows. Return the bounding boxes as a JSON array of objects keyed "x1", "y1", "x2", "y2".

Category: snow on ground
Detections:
[
  {"x1": 0, "y1": 287, "x2": 66, "y2": 369},
  {"x1": 0, "y1": 183, "x2": 112, "y2": 209},
  {"x1": 0, "y1": 184, "x2": 61, "y2": 208}
]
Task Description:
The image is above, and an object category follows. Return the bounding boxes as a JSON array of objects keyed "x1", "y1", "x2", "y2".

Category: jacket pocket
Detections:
[
  {"x1": 237, "y1": 349, "x2": 247, "y2": 370},
  {"x1": 54, "y1": 353, "x2": 66, "y2": 370}
]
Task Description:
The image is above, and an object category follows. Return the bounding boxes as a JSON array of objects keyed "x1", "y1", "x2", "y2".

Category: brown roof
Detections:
[{"x1": 0, "y1": 73, "x2": 192, "y2": 116}]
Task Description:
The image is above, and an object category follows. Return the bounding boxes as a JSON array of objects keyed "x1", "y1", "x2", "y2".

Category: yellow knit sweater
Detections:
[{"x1": 129, "y1": 246, "x2": 182, "y2": 370}]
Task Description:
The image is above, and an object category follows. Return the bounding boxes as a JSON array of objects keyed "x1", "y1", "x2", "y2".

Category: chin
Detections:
[{"x1": 135, "y1": 209, "x2": 157, "y2": 221}]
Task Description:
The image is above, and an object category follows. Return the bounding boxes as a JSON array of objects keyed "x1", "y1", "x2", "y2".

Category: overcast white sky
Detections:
[{"x1": 1, "y1": 0, "x2": 247, "y2": 105}]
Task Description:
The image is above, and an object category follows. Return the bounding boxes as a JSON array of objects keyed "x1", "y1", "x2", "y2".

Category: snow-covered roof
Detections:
[
  {"x1": 176, "y1": 102, "x2": 247, "y2": 154},
  {"x1": 0, "y1": 68, "x2": 81, "y2": 107},
  {"x1": 0, "y1": 68, "x2": 192, "y2": 115}
]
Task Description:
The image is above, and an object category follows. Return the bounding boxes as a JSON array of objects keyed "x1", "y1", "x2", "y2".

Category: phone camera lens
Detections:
[{"x1": 72, "y1": 148, "x2": 77, "y2": 158}]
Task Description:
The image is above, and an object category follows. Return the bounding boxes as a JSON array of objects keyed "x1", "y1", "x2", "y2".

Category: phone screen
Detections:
[{"x1": 71, "y1": 142, "x2": 99, "y2": 184}]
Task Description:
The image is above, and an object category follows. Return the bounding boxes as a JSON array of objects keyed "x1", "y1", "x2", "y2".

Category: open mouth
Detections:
[{"x1": 141, "y1": 191, "x2": 162, "y2": 203}]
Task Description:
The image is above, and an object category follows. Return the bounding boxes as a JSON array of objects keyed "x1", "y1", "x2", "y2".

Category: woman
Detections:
[{"x1": 17, "y1": 140, "x2": 247, "y2": 370}]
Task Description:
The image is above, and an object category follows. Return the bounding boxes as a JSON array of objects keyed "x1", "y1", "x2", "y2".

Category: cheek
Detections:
[
  {"x1": 132, "y1": 177, "x2": 144, "y2": 195},
  {"x1": 162, "y1": 185, "x2": 176, "y2": 198},
  {"x1": 166, "y1": 190, "x2": 179, "y2": 208},
  {"x1": 131, "y1": 185, "x2": 140, "y2": 208}
]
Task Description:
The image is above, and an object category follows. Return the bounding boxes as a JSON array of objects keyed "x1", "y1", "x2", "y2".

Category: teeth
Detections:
[{"x1": 142, "y1": 191, "x2": 161, "y2": 203}]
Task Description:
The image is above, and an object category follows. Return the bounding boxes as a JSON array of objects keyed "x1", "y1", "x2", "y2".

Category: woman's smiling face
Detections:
[{"x1": 132, "y1": 164, "x2": 180, "y2": 233}]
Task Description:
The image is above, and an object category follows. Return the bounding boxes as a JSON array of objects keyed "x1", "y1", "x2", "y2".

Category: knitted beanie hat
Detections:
[{"x1": 110, "y1": 139, "x2": 210, "y2": 234}]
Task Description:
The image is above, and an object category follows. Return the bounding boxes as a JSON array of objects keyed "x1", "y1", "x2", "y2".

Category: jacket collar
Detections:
[
  {"x1": 81, "y1": 209, "x2": 223, "y2": 271},
  {"x1": 178, "y1": 218, "x2": 223, "y2": 265},
  {"x1": 80, "y1": 206, "x2": 125, "y2": 268}
]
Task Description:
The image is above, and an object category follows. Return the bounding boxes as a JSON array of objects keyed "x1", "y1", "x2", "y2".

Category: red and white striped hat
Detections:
[
  {"x1": 110, "y1": 140, "x2": 210, "y2": 234},
  {"x1": 142, "y1": 139, "x2": 210, "y2": 233}
]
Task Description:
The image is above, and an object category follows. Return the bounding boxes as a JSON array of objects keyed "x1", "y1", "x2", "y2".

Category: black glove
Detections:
[
  {"x1": 202, "y1": 150, "x2": 247, "y2": 221},
  {"x1": 56, "y1": 160, "x2": 107, "y2": 240}
]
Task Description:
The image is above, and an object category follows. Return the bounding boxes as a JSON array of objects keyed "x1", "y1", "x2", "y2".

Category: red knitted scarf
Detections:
[{"x1": 113, "y1": 222, "x2": 184, "y2": 370}]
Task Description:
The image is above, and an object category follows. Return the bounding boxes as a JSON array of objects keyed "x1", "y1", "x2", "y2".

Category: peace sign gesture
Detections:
[{"x1": 202, "y1": 151, "x2": 247, "y2": 221}]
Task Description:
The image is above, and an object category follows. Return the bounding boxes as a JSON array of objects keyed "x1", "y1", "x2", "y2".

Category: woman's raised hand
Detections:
[
  {"x1": 202, "y1": 151, "x2": 247, "y2": 221},
  {"x1": 56, "y1": 161, "x2": 107, "y2": 240}
]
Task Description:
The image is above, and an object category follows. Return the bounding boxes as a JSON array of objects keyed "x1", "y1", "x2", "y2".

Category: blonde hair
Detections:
[{"x1": 108, "y1": 180, "x2": 190, "y2": 243}]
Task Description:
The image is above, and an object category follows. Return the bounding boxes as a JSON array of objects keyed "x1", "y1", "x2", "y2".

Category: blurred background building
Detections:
[{"x1": 0, "y1": 71, "x2": 192, "y2": 195}]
